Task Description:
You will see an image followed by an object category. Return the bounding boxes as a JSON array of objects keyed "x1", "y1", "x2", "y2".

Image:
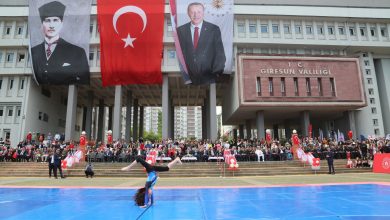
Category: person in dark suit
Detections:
[
  {"x1": 326, "y1": 147, "x2": 335, "y2": 174},
  {"x1": 31, "y1": 1, "x2": 89, "y2": 85},
  {"x1": 177, "y1": 2, "x2": 226, "y2": 85},
  {"x1": 54, "y1": 149, "x2": 65, "y2": 178},
  {"x1": 47, "y1": 150, "x2": 57, "y2": 178}
]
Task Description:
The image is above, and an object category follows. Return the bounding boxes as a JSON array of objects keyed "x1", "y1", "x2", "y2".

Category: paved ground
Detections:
[{"x1": 1, "y1": 173, "x2": 389, "y2": 188}]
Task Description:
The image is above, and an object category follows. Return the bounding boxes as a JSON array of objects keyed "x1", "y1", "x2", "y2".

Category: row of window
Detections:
[
  {"x1": 1, "y1": 18, "x2": 389, "y2": 41},
  {"x1": 239, "y1": 22, "x2": 389, "y2": 38},
  {"x1": 0, "y1": 51, "x2": 27, "y2": 64},
  {"x1": 0, "y1": 77, "x2": 25, "y2": 98},
  {"x1": 255, "y1": 77, "x2": 335, "y2": 97},
  {"x1": 0, "y1": 106, "x2": 21, "y2": 124}
]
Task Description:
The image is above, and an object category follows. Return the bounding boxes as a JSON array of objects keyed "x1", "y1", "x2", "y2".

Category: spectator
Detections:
[{"x1": 85, "y1": 162, "x2": 94, "y2": 178}]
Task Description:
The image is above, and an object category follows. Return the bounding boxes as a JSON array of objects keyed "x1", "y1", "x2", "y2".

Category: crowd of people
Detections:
[{"x1": 1, "y1": 133, "x2": 390, "y2": 166}]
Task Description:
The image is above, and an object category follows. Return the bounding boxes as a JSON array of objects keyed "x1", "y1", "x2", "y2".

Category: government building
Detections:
[{"x1": 0, "y1": 0, "x2": 390, "y2": 145}]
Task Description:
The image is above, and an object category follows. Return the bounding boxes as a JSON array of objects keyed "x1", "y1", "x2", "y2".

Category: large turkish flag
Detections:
[{"x1": 97, "y1": 0, "x2": 164, "y2": 86}]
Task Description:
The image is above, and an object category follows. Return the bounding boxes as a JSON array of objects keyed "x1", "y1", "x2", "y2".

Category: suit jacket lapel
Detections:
[{"x1": 196, "y1": 22, "x2": 208, "y2": 51}]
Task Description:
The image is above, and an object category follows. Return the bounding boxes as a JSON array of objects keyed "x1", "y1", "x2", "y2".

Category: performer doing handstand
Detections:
[{"x1": 121, "y1": 156, "x2": 182, "y2": 208}]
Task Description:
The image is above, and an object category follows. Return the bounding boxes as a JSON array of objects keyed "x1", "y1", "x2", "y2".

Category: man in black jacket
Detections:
[
  {"x1": 31, "y1": 1, "x2": 89, "y2": 85},
  {"x1": 177, "y1": 2, "x2": 226, "y2": 85},
  {"x1": 326, "y1": 147, "x2": 335, "y2": 174}
]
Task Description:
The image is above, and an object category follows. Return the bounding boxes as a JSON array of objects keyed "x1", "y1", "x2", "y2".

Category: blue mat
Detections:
[{"x1": 1, "y1": 184, "x2": 389, "y2": 220}]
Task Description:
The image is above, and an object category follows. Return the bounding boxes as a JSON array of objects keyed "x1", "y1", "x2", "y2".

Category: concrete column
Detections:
[
  {"x1": 205, "y1": 96, "x2": 210, "y2": 140},
  {"x1": 65, "y1": 85, "x2": 77, "y2": 141},
  {"x1": 132, "y1": 99, "x2": 139, "y2": 141},
  {"x1": 209, "y1": 83, "x2": 217, "y2": 141},
  {"x1": 82, "y1": 107, "x2": 87, "y2": 132},
  {"x1": 162, "y1": 74, "x2": 169, "y2": 139},
  {"x1": 139, "y1": 106, "x2": 144, "y2": 138},
  {"x1": 273, "y1": 124, "x2": 279, "y2": 140},
  {"x1": 97, "y1": 99, "x2": 105, "y2": 142},
  {"x1": 239, "y1": 124, "x2": 244, "y2": 139},
  {"x1": 108, "y1": 106, "x2": 113, "y2": 131},
  {"x1": 85, "y1": 91, "x2": 94, "y2": 139},
  {"x1": 169, "y1": 102, "x2": 174, "y2": 139},
  {"x1": 245, "y1": 119, "x2": 251, "y2": 139},
  {"x1": 256, "y1": 111, "x2": 265, "y2": 140},
  {"x1": 301, "y1": 111, "x2": 310, "y2": 137},
  {"x1": 202, "y1": 104, "x2": 207, "y2": 140},
  {"x1": 125, "y1": 91, "x2": 132, "y2": 142},
  {"x1": 348, "y1": 110, "x2": 357, "y2": 140},
  {"x1": 233, "y1": 128, "x2": 238, "y2": 141},
  {"x1": 113, "y1": 85, "x2": 122, "y2": 140}
]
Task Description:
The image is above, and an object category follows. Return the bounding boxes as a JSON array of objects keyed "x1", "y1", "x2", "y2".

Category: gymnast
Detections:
[{"x1": 121, "y1": 156, "x2": 182, "y2": 208}]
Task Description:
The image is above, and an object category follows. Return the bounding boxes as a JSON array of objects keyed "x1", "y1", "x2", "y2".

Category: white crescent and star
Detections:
[{"x1": 112, "y1": 6, "x2": 147, "y2": 48}]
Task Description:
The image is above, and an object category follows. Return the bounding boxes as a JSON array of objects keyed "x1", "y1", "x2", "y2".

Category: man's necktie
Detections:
[
  {"x1": 46, "y1": 41, "x2": 58, "y2": 58},
  {"x1": 194, "y1": 27, "x2": 199, "y2": 49}
]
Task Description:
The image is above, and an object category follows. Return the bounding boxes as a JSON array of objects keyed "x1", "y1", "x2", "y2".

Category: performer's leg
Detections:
[
  {"x1": 167, "y1": 157, "x2": 182, "y2": 169},
  {"x1": 121, "y1": 159, "x2": 137, "y2": 171}
]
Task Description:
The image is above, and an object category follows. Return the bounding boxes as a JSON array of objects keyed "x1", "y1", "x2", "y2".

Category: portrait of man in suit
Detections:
[
  {"x1": 31, "y1": 1, "x2": 90, "y2": 85},
  {"x1": 177, "y1": 2, "x2": 226, "y2": 85}
]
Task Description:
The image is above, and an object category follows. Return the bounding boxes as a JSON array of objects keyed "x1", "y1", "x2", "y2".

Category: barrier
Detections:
[{"x1": 373, "y1": 153, "x2": 390, "y2": 174}]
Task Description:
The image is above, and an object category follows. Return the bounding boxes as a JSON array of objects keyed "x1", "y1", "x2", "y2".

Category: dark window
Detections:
[
  {"x1": 281, "y1": 77, "x2": 286, "y2": 96},
  {"x1": 330, "y1": 78, "x2": 336, "y2": 96},
  {"x1": 0, "y1": 109, "x2": 3, "y2": 116},
  {"x1": 17, "y1": 109, "x2": 21, "y2": 116},
  {"x1": 256, "y1": 77, "x2": 261, "y2": 96},
  {"x1": 20, "y1": 79, "x2": 24, "y2": 90},
  {"x1": 268, "y1": 77, "x2": 273, "y2": 96},
  {"x1": 5, "y1": 27, "x2": 11, "y2": 35},
  {"x1": 89, "y1": 52, "x2": 94, "y2": 61},
  {"x1": 9, "y1": 79, "x2": 13, "y2": 90},
  {"x1": 306, "y1": 78, "x2": 311, "y2": 96},
  {"x1": 38, "y1": 112, "x2": 42, "y2": 120},
  {"x1": 0, "y1": 79, "x2": 2, "y2": 89},
  {"x1": 318, "y1": 78, "x2": 323, "y2": 96},
  {"x1": 18, "y1": 54, "x2": 25, "y2": 62},
  {"x1": 294, "y1": 77, "x2": 299, "y2": 96},
  {"x1": 8, "y1": 109, "x2": 13, "y2": 117},
  {"x1": 17, "y1": 27, "x2": 23, "y2": 35}
]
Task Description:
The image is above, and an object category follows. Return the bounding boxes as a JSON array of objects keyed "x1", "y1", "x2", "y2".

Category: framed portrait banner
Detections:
[
  {"x1": 170, "y1": 0, "x2": 233, "y2": 85},
  {"x1": 29, "y1": 0, "x2": 91, "y2": 85}
]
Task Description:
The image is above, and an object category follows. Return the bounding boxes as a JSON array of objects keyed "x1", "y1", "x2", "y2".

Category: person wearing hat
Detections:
[{"x1": 31, "y1": 1, "x2": 89, "y2": 85}]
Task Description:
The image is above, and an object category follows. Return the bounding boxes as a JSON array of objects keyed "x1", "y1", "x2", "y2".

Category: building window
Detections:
[
  {"x1": 294, "y1": 77, "x2": 299, "y2": 96},
  {"x1": 249, "y1": 23, "x2": 257, "y2": 33},
  {"x1": 272, "y1": 24, "x2": 279, "y2": 33},
  {"x1": 268, "y1": 77, "x2": 273, "y2": 96},
  {"x1": 349, "y1": 27, "x2": 356, "y2": 36},
  {"x1": 330, "y1": 78, "x2": 336, "y2": 96},
  {"x1": 370, "y1": 27, "x2": 376, "y2": 37},
  {"x1": 256, "y1": 77, "x2": 261, "y2": 96},
  {"x1": 167, "y1": 20, "x2": 173, "y2": 32},
  {"x1": 373, "y1": 119, "x2": 378, "y2": 126},
  {"x1": 374, "y1": 129, "x2": 380, "y2": 135},
  {"x1": 370, "y1": 98, "x2": 375, "y2": 104},
  {"x1": 328, "y1": 26, "x2": 335, "y2": 35},
  {"x1": 17, "y1": 108, "x2": 21, "y2": 117},
  {"x1": 168, "y1": 50, "x2": 176, "y2": 59},
  {"x1": 295, "y1": 25, "x2": 302, "y2": 34},
  {"x1": 281, "y1": 77, "x2": 286, "y2": 96},
  {"x1": 284, "y1": 24, "x2": 290, "y2": 34},
  {"x1": 260, "y1": 25, "x2": 268, "y2": 33},
  {"x1": 317, "y1": 26, "x2": 324, "y2": 35},
  {"x1": 238, "y1": 23, "x2": 245, "y2": 33},
  {"x1": 0, "y1": 109, "x2": 3, "y2": 116},
  {"x1": 20, "y1": 79, "x2": 24, "y2": 90},
  {"x1": 97, "y1": 50, "x2": 100, "y2": 60},
  {"x1": 366, "y1": 69, "x2": 371, "y2": 75},
  {"x1": 43, "y1": 113, "x2": 49, "y2": 122},
  {"x1": 368, "y1": 88, "x2": 374, "y2": 95},
  {"x1": 8, "y1": 109, "x2": 13, "y2": 117},
  {"x1": 338, "y1": 27, "x2": 345, "y2": 35},
  {"x1": 306, "y1": 25, "x2": 313, "y2": 34},
  {"x1": 360, "y1": 27, "x2": 366, "y2": 36},
  {"x1": 367, "y1": 78, "x2": 373, "y2": 84},
  {"x1": 89, "y1": 24, "x2": 93, "y2": 34},
  {"x1": 17, "y1": 26, "x2": 23, "y2": 35},
  {"x1": 38, "y1": 112, "x2": 42, "y2": 120},
  {"x1": 306, "y1": 78, "x2": 311, "y2": 96},
  {"x1": 9, "y1": 79, "x2": 13, "y2": 90},
  {"x1": 0, "y1": 79, "x2": 2, "y2": 90},
  {"x1": 318, "y1": 78, "x2": 323, "y2": 96},
  {"x1": 17, "y1": 54, "x2": 25, "y2": 62},
  {"x1": 362, "y1": 53, "x2": 368, "y2": 57},
  {"x1": 6, "y1": 53, "x2": 14, "y2": 63},
  {"x1": 380, "y1": 27, "x2": 388, "y2": 37},
  {"x1": 364, "y1": 60, "x2": 370, "y2": 66},
  {"x1": 5, "y1": 26, "x2": 11, "y2": 35},
  {"x1": 371, "y1": 107, "x2": 377, "y2": 114}
]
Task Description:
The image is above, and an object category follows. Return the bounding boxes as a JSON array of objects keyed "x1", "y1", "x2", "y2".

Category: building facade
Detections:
[{"x1": 0, "y1": 1, "x2": 390, "y2": 146}]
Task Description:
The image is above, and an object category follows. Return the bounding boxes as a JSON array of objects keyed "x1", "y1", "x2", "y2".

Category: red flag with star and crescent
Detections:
[{"x1": 97, "y1": 0, "x2": 164, "y2": 86}]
